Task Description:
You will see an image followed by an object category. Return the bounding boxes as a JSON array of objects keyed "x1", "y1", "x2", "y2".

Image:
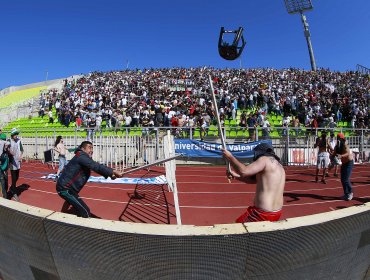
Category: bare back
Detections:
[
  {"x1": 315, "y1": 138, "x2": 329, "y2": 154},
  {"x1": 254, "y1": 156, "x2": 285, "y2": 212}
]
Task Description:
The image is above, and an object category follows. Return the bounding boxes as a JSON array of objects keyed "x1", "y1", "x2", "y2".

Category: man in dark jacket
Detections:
[{"x1": 56, "y1": 141, "x2": 122, "y2": 218}]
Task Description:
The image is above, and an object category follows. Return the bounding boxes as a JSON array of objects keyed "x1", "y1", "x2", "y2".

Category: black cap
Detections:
[{"x1": 253, "y1": 143, "x2": 280, "y2": 162}]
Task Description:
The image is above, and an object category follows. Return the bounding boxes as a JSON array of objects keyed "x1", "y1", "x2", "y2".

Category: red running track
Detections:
[{"x1": 8, "y1": 161, "x2": 370, "y2": 226}]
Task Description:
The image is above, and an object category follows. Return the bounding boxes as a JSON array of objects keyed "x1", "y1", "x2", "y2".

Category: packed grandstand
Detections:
[{"x1": 1, "y1": 67, "x2": 369, "y2": 140}]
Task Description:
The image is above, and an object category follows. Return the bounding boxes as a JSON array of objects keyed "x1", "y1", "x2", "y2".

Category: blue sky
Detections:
[{"x1": 0, "y1": 0, "x2": 369, "y2": 89}]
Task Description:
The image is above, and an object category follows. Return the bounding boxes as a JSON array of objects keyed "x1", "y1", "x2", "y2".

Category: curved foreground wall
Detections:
[{"x1": 0, "y1": 199, "x2": 369, "y2": 280}]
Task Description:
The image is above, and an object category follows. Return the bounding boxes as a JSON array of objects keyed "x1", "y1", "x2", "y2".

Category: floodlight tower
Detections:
[{"x1": 284, "y1": 0, "x2": 317, "y2": 71}]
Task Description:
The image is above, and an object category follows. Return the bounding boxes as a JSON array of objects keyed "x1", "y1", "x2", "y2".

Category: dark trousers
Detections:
[
  {"x1": 10, "y1": 169, "x2": 20, "y2": 194},
  {"x1": 0, "y1": 170, "x2": 8, "y2": 199},
  {"x1": 57, "y1": 189, "x2": 91, "y2": 218},
  {"x1": 340, "y1": 160, "x2": 354, "y2": 196}
]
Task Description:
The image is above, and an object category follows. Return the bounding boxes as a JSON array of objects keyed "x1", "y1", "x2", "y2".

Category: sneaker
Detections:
[
  {"x1": 325, "y1": 172, "x2": 329, "y2": 177},
  {"x1": 321, "y1": 179, "x2": 327, "y2": 184},
  {"x1": 334, "y1": 173, "x2": 338, "y2": 177},
  {"x1": 315, "y1": 177, "x2": 319, "y2": 183},
  {"x1": 54, "y1": 175, "x2": 59, "y2": 182},
  {"x1": 346, "y1": 193, "x2": 353, "y2": 201},
  {"x1": 12, "y1": 194, "x2": 20, "y2": 202}
]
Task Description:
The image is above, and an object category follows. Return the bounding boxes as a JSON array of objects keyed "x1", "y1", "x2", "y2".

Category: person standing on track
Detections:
[
  {"x1": 8, "y1": 128, "x2": 23, "y2": 201},
  {"x1": 56, "y1": 140, "x2": 123, "y2": 218},
  {"x1": 333, "y1": 133, "x2": 354, "y2": 201},
  {"x1": 0, "y1": 132, "x2": 10, "y2": 199},
  {"x1": 314, "y1": 132, "x2": 330, "y2": 184},
  {"x1": 222, "y1": 143, "x2": 285, "y2": 223},
  {"x1": 327, "y1": 132, "x2": 339, "y2": 177},
  {"x1": 53, "y1": 135, "x2": 68, "y2": 182}
]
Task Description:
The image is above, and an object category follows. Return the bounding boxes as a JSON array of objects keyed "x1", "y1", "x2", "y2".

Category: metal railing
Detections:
[{"x1": 7, "y1": 126, "x2": 369, "y2": 167}]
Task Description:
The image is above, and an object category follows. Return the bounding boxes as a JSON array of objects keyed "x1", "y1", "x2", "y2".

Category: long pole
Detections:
[
  {"x1": 300, "y1": 12, "x2": 317, "y2": 71},
  {"x1": 208, "y1": 75, "x2": 231, "y2": 182},
  {"x1": 120, "y1": 154, "x2": 182, "y2": 176}
]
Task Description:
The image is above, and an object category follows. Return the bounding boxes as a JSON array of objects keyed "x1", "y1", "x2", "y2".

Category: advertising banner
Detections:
[{"x1": 174, "y1": 139, "x2": 272, "y2": 158}]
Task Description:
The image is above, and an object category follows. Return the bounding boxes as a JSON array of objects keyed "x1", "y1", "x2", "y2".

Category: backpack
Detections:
[
  {"x1": 0, "y1": 148, "x2": 9, "y2": 171},
  {"x1": 0, "y1": 144, "x2": 10, "y2": 171}
]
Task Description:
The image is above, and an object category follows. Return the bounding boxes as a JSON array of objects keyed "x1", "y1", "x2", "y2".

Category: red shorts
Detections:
[{"x1": 236, "y1": 206, "x2": 282, "y2": 223}]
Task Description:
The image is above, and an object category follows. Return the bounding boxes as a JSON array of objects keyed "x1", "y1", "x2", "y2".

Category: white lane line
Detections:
[
  {"x1": 177, "y1": 183, "x2": 369, "y2": 194},
  {"x1": 26, "y1": 188, "x2": 167, "y2": 207},
  {"x1": 178, "y1": 197, "x2": 369, "y2": 209}
]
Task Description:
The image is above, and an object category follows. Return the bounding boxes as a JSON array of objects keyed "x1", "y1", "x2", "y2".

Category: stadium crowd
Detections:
[{"x1": 40, "y1": 67, "x2": 369, "y2": 136}]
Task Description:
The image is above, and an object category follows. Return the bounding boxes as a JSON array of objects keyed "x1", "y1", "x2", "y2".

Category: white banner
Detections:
[{"x1": 42, "y1": 174, "x2": 168, "y2": 184}]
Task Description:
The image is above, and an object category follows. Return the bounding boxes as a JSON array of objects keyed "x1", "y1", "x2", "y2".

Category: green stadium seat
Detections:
[
  {"x1": 237, "y1": 130, "x2": 244, "y2": 137},
  {"x1": 273, "y1": 120, "x2": 281, "y2": 126},
  {"x1": 270, "y1": 130, "x2": 280, "y2": 137},
  {"x1": 229, "y1": 120, "x2": 237, "y2": 126},
  {"x1": 193, "y1": 129, "x2": 200, "y2": 139},
  {"x1": 229, "y1": 131, "x2": 237, "y2": 138}
]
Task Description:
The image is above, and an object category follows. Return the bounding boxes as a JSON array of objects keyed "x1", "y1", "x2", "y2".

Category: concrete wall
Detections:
[
  {"x1": 0, "y1": 79, "x2": 60, "y2": 97},
  {"x1": 0, "y1": 75, "x2": 83, "y2": 97},
  {"x1": 0, "y1": 199, "x2": 369, "y2": 280}
]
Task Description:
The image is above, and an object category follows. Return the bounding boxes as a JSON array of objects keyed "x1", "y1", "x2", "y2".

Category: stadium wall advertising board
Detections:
[{"x1": 174, "y1": 139, "x2": 272, "y2": 158}]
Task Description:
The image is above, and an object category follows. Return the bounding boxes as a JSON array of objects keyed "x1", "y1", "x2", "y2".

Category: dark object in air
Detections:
[{"x1": 218, "y1": 27, "x2": 246, "y2": 60}]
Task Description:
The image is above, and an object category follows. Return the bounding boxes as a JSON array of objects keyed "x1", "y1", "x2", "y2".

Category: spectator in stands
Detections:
[
  {"x1": 8, "y1": 128, "x2": 24, "y2": 201},
  {"x1": 95, "y1": 114, "x2": 102, "y2": 134},
  {"x1": 282, "y1": 115, "x2": 290, "y2": 136},
  {"x1": 333, "y1": 133, "x2": 354, "y2": 201},
  {"x1": 310, "y1": 115, "x2": 319, "y2": 135},
  {"x1": 247, "y1": 113, "x2": 256, "y2": 141},
  {"x1": 39, "y1": 106, "x2": 45, "y2": 118},
  {"x1": 48, "y1": 110, "x2": 54, "y2": 124},
  {"x1": 261, "y1": 117, "x2": 271, "y2": 138},
  {"x1": 56, "y1": 141, "x2": 123, "y2": 218},
  {"x1": 292, "y1": 116, "x2": 300, "y2": 136},
  {"x1": 327, "y1": 116, "x2": 337, "y2": 133},
  {"x1": 75, "y1": 115, "x2": 83, "y2": 130},
  {"x1": 43, "y1": 67, "x2": 368, "y2": 136},
  {"x1": 239, "y1": 111, "x2": 247, "y2": 128},
  {"x1": 222, "y1": 143, "x2": 285, "y2": 223},
  {"x1": 87, "y1": 117, "x2": 96, "y2": 140}
]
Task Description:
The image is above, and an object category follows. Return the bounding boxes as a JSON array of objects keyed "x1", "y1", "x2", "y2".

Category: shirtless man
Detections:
[
  {"x1": 222, "y1": 143, "x2": 285, "y2": 223},
  {"x1": 333, "y1": 133, "x2": 354, "y2": 201},
  {"x1": 327, "y1": 132, "x2": 339, "y2": 177},
  {"x1": 314, "y1": 132, "x2": 330, "y2": 184}
]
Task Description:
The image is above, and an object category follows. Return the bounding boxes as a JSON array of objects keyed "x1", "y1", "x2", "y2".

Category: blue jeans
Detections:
[
  {"x1": 340, "y1": 160, "x2": 353, "y2": 196},
  {"x1": 58, "y1": 156, "x2": 67, "y2": 172}
]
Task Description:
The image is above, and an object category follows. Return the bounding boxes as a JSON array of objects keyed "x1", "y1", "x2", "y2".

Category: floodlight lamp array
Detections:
[{"x1": 284, "y1": 0, "x2": 313, "y2": 14}]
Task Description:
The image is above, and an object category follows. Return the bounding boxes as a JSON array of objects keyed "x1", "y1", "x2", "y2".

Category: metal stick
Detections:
[
  {"x1": 120, "y1": 154, "x2": 182, "y2": 176},
  {"x1": 208, "y1": 75, "x2": 232, "y2": 182}
]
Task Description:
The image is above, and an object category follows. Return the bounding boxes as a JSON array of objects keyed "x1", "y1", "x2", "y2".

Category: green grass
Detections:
[{"x1": 0, "y1": 86, "x2": 46, "y2": 109}]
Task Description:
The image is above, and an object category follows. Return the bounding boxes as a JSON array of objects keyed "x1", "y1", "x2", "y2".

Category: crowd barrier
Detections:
[
  {"x1": 14, "y1": 127, "x2": 370, "y2": 167},
  {"x1": 0, "y1": 199, "x2": 369, "y2": 280}
]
